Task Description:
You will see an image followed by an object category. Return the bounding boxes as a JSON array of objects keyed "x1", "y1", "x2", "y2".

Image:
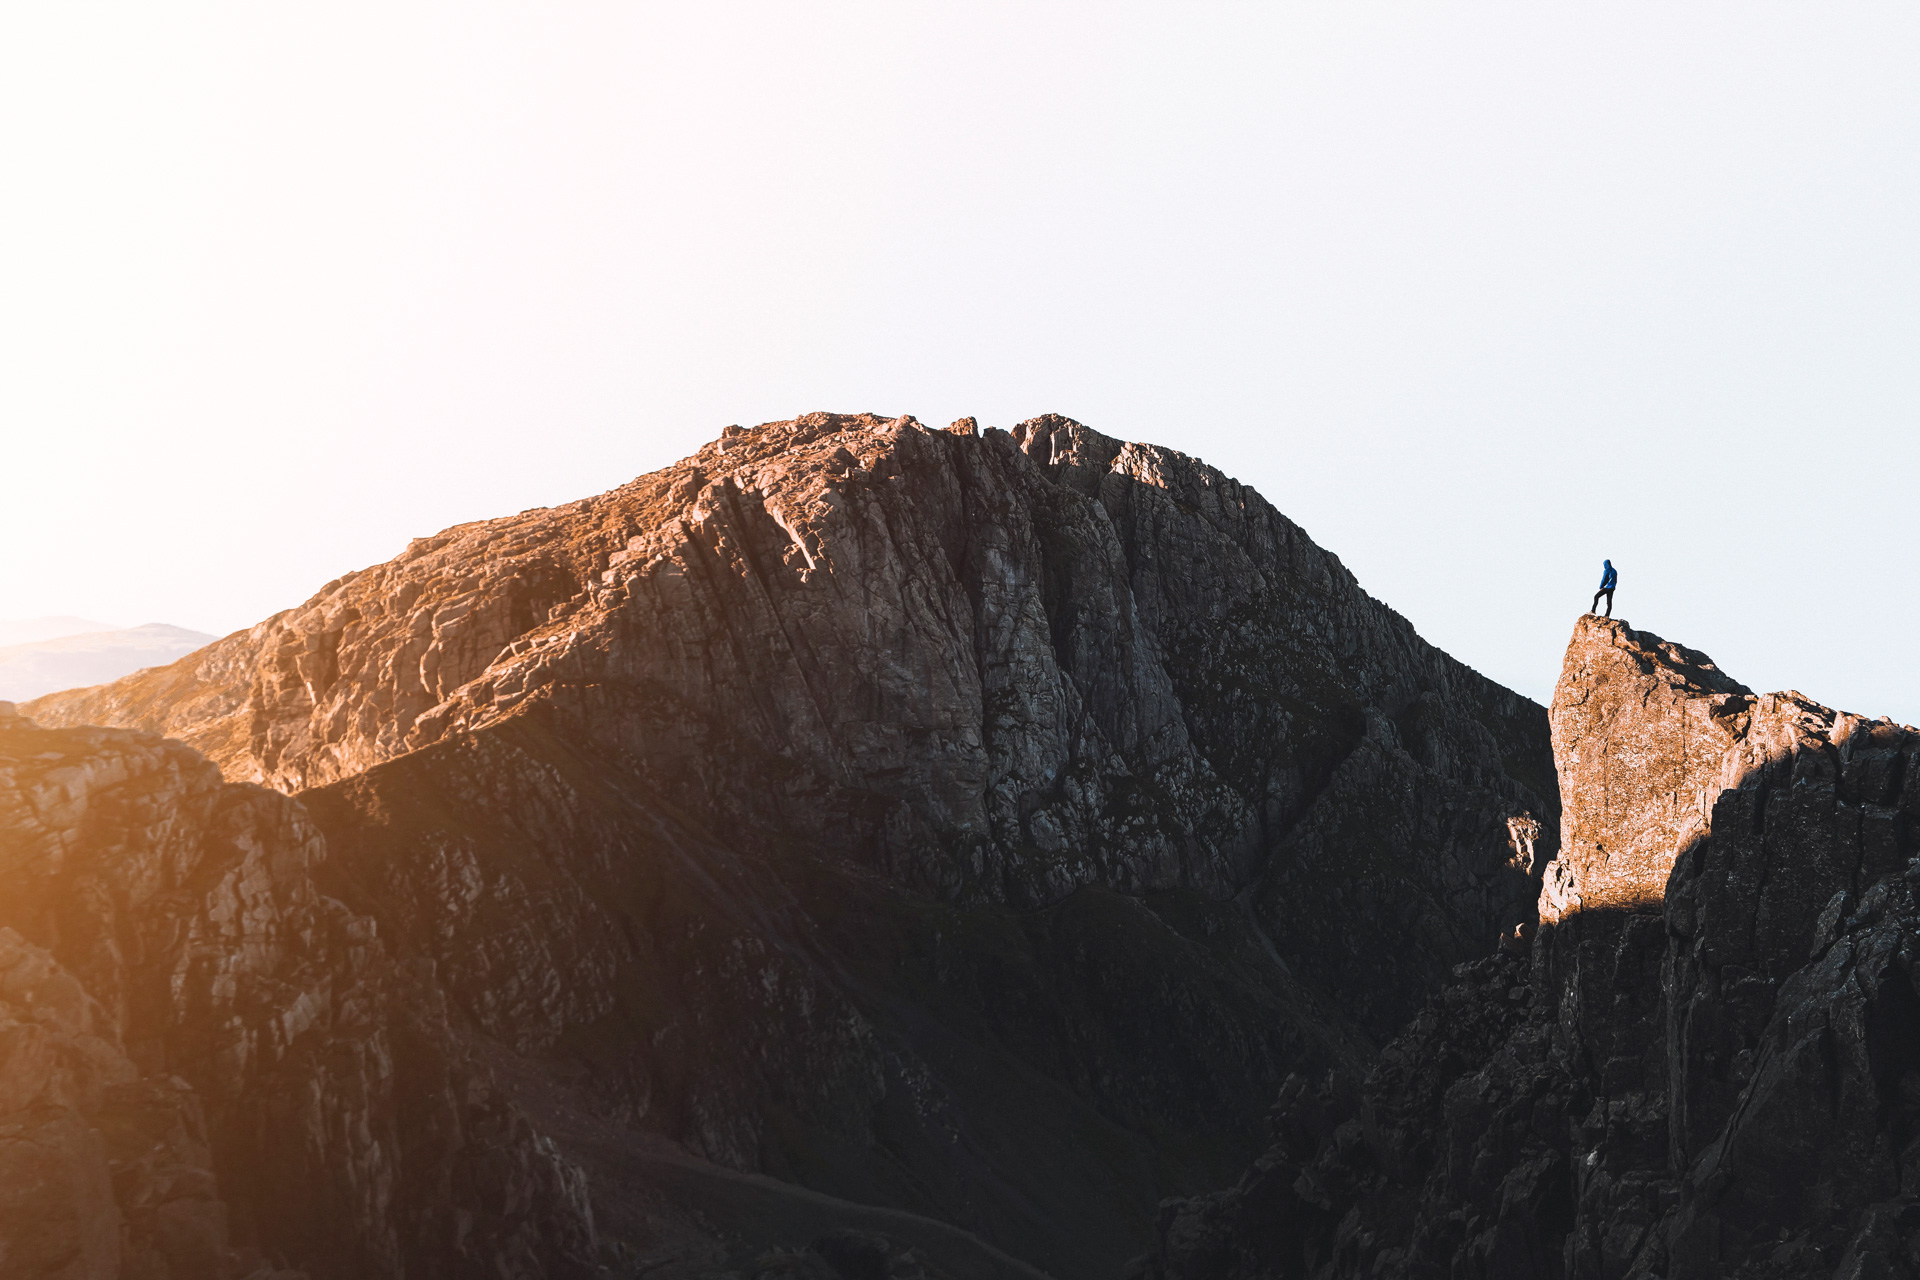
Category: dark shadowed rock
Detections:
[{"x1": 1140, "y1": 614, "x2": 1920, "y2": 1280}]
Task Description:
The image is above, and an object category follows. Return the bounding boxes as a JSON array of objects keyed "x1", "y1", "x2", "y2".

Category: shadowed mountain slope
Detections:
[
  {"x1": 18, "y1": 413, "x2": 1556, "y2": 1277},
  {"x1": 1145, "y1": 614, "x2": 1920, "y2": 1279}
]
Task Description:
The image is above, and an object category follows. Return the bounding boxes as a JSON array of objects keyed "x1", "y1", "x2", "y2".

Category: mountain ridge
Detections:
[
  {"x1": 1143, "y1": 614, "x2": 1920, "y2": 1278},
  {"x1": 8, "y1": 412, "x2": 1558, "y2": 1278}
]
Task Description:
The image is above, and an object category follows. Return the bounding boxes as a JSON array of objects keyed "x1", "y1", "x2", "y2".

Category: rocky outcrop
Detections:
[
  {"x1": 0, "y1": 702, "x2": 594, "y2": 1279},
  {"x1": 1, "y1": 925, "x2": 152, "y2": 1280},
  {"x1": 18, "y1": 414, "x2": 1556, "y2": 1275},
  {"x1": 1141, "y1": 614, "x2": 1920, "y2": 1279},
  {"x1": 1540, "y1": 620, "x2": 1754, "y2": 925}
]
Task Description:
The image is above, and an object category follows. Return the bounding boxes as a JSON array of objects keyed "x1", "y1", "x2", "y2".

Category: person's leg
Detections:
[
  {"x1": 1603, "y1": 589, "x2": 1613, "y2": 618},
  {"x1": 1592, "y1": 590, "x2": 1604, "y2": 614}
]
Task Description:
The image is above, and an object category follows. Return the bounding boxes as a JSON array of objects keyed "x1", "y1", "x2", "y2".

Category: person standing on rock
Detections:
[{"x1": 1592, "y1": 560, "x2": 1617, "y2": 617}]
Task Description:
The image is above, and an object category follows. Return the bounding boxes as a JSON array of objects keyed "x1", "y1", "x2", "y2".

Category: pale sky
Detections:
[{"x1": 4, "y1": 5, "x2": 1918, "y2": 719}]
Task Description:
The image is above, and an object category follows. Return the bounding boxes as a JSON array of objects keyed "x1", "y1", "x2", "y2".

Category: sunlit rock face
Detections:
[
  {"x1": 1541, "y1": 616, "x2": 1754, "y2": 924},
  {"x1": 1142, "y1": 617, "x2": 1920, "y2": 1280},
  {"x1": 0, "y1": 705, "x2": 595, "y2": 1280},
  {"x1": 15, "y1": 415, "x2": 1557, "y2": 1276},
  {"x1": 28, "y1": 415, "x2": 1551, "y2": 939}
]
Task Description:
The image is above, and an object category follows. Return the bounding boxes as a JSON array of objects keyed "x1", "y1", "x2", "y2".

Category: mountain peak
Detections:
[{"x1": 5, "y1": 413, "x2": 1560, "y2": 1275}]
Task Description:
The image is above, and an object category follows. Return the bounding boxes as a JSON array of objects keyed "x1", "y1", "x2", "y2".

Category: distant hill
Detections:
[
  {"x1": 0, "y1": 615, "x2": 118, "y2": 647},
  {"x1": 0, "y1": 623, "x2": 215, "y2": 702}
]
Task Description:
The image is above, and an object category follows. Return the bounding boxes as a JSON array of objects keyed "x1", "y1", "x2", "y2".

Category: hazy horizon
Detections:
[{"x1": 7, "y1": 6, "x2": 1919, "y2": 718}]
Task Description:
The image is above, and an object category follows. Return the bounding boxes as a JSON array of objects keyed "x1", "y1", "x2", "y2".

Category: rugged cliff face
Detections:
[
  {"x1": 1144, "y1": 614, "x2": 1920, "y2": 1279},
  {"x1": 0, "y1": 702, "x2": 594, "y2": 1280},
  {"x1": 30, "y1": 414, "x2": 1554, "y2": 1029},
  {"x1": 14, "y1": 414, "x2": 1555, "y2": 1277}
]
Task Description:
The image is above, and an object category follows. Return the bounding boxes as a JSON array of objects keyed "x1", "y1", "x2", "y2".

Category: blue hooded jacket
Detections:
[{"x1": 1599, "y1": 560, "x2": 1617, "y2": 591}]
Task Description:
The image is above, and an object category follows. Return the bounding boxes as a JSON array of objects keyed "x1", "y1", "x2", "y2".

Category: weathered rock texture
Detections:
[
  {"x1": 1540, "y1": 622, "x2": 1754, "y2": 926},
  {"x1": 1142, "y1": 614, "x2": 1920, "y2": 1279},
  {"x1": 17, "y1": 414, "x2": 1556, "y2": 1276},
  {"x1": 0, "y1": 702, "x2": 595, "y2": 1279}
]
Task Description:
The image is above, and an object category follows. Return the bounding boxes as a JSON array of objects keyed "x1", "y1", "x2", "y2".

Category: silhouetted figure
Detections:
[{"x1": 1592, "y1": 559, "x2": 1617, "y2": 617}]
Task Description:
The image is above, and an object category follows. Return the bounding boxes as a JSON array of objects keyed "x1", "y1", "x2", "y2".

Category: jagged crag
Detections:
[
  {"x1": 1145, "y1": 616, "x2": 1920, "y2": 1278},
  {"x1": 4, "y1": 414, "x2": 1554, "y2": 1280}
]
